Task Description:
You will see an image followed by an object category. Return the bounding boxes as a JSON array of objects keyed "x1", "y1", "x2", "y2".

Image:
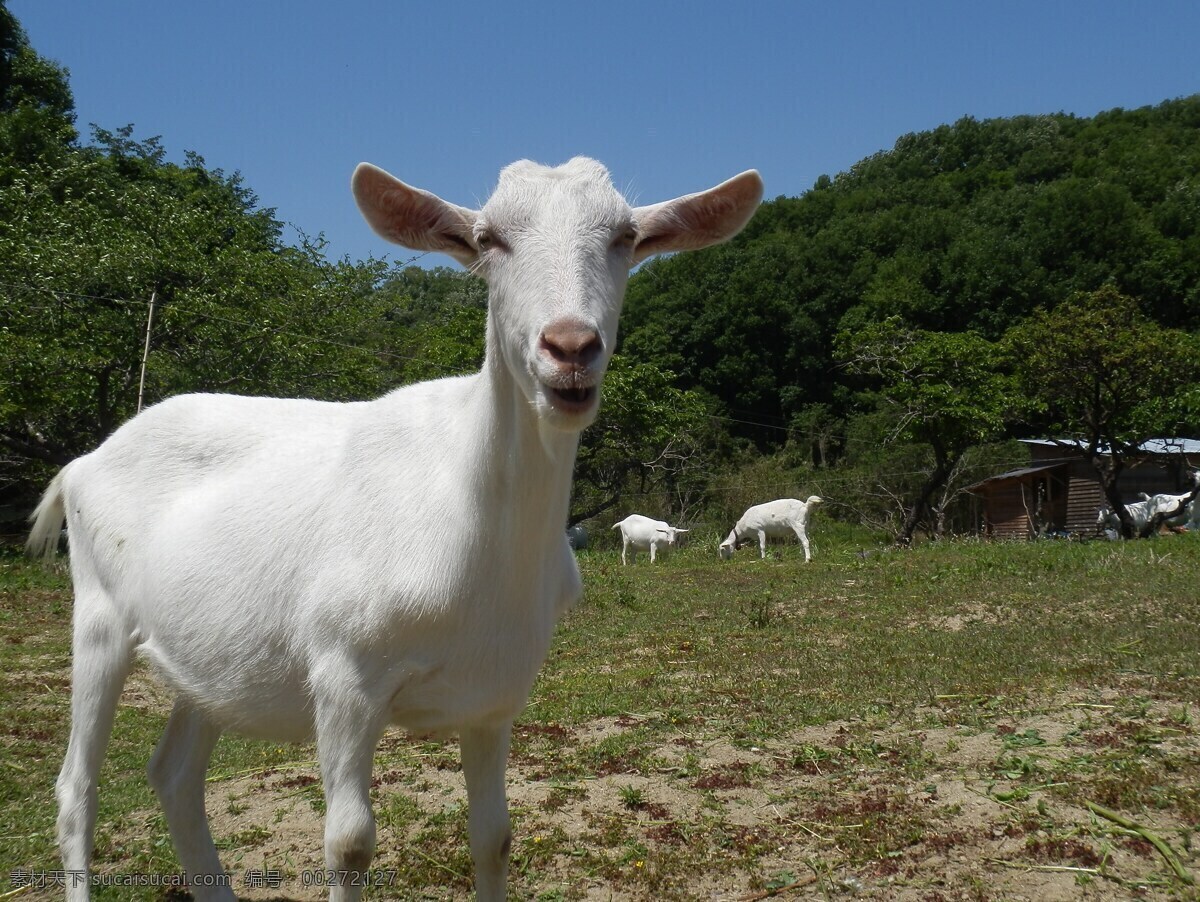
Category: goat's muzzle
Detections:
[{"x1": 538, "y1": 319, "x2": 603, "y2": 416}]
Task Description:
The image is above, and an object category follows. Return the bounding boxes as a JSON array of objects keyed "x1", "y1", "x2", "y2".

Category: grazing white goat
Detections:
[
  {"x1": 611, "y1": 514, "x2": 689, "y2": 565},
  {"x1": 27, "y1": 157, "x2": 762, "y2": 901},
  {"x1": 719, "y1": 496, "x2": 823, "y2": 562}
]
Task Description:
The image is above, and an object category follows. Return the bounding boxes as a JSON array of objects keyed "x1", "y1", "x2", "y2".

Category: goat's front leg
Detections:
[
  {"x1": 314, "y1": 682, "x2": 383, "y2": 902},
  {"x1": 794, "y1": 526, "x2": 812, "y2": 562},
  {"x1": 460, "y1": 721, "x2": 512, "y2": 902}
]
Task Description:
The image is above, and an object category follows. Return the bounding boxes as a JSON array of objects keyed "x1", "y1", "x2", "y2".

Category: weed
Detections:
[
  {"x1": 618, "y1": 784, "x2": 647, "y2": 810},
  {"x1": 742, "y1": 588, "x2": 774, "y2": 628}
]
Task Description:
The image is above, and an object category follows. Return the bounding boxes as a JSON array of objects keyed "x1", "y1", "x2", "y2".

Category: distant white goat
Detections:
[
  {"x1": 1147, "y1": 490, "x2": 1196, "y2": 526},
  {"x1": 1097, "y1": 498, "x2": 1154, "y2": 535},
  {"x1": 27, "y1": 157, "x2": 762, "y2": 901},
  {"x1": 719, "y1": 496, "x2": 823, "y2": 562},
  {"x1": 611, "y1": 514, "x2": 689, "y2": 565},
  {"x1": 1099, "y1": 490, "x2": 1195, "y2": 535}
]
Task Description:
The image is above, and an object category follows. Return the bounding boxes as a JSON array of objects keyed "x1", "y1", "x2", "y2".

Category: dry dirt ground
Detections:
[{"x1": 52, "y1": 675, "x2": 1196, "y2": 901}]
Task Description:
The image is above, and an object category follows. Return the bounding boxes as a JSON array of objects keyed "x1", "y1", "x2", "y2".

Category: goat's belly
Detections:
[
  {"x1": 386, "y1": 615, "x2": 558, "y2": 733},
  {"x1": 135, "y1": 637, "x2": 317, "y2": 741}
]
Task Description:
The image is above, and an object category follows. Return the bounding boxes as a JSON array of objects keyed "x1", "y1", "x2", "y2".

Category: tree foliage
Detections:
[
  {"x1": 571, "y1": 356, "x2": 715, "y2": 526},
  {"x1": 1005, "y1": 285, "x2": 1200, "y2": 536},
  {"x1": 836, "y1": 318, "x2": 1015, "y2": 542},
  {"x1": 622, "y1": 97, "x2": 1200, "y2": 450},
  {"x1": 0, "y1": 3, "x2": 76, "y2": 165}
]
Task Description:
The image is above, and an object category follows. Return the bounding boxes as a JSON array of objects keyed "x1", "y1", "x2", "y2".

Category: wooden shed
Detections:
[{"x1": 966, "y1": 438, "x2": 1199, "y2": 539}]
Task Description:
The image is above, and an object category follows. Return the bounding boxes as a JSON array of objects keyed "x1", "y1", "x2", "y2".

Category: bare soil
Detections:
[{"x1": 86, "y1": 683, "x2": 1200, "y2": 901}]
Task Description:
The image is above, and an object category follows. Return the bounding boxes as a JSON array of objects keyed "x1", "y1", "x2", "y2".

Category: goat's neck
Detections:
[{"x1": 473, "y1": 327, "x2": 580, "y2": 538}]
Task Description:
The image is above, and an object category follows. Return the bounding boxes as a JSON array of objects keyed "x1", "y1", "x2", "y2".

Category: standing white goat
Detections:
[
  {"x1": 27, "y1": 157, "x2": 762, "y2": 901},
  {"x1": 719, "y1": 496, "x2": 823, "y2": 562},
  {"x1": 611, "y1": 514, "x2": 689, "y2": 565}
]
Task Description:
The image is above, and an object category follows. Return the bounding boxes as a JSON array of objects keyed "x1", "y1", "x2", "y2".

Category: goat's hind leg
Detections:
[
  {"x1": 56, "y1": 598, "x2": 134, "y2": 901},
  {"x1": 147, "y1": 700, "x2": 233, "y2": 900}
]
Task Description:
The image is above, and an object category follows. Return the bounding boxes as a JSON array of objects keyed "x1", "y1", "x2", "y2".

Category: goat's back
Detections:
[
  {"x1": 736, "y1": 498, "x2": 811, "y2": 532},
  {"x1": 614, "y1": 514, "x2": 671, "y2": 545}
]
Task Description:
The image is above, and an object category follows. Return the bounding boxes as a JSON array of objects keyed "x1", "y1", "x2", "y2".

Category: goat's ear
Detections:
[
  {"x1": 631, "y1": 169, "x2": 763, "y2": 265},
  {"x1": 353, "y1": 163, "x2": 480, "y2": 266}
]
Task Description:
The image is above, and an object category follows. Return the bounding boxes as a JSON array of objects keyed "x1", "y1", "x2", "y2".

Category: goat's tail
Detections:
[{"x1": 26, "y1": 467, "x2": 68, "y2": 560}]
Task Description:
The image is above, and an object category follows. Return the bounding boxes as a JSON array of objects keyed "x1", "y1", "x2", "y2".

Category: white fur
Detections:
[
  {"x1": 719, "y1": 496, "x2": 823, "y2": 562},
  {"x1": 1097, "y1": 498, "x2": 1154, "y2": 534},
  {"x1": 611, "y1": 514, "x2": 688, "y2": 565},
  {"x1": 1101, "y1": 483, "x2": 1200, "y2": 535},
  {"x1": 1146, "y1": 489, "x2": 1196, "y2": 526},
  {"x1": 28, "y1": 156, "x2": 762, "y2": 901}
]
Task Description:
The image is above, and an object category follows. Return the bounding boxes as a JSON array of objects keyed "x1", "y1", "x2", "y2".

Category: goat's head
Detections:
[
  {"x1": 661, "y1": 527, "x2": 689, "y2": 547},
  {"x1": 718, "y1": 531, "x2": 737, "y2": 560},
  {"x1": 353, "y1": 158, "x2": 762, "y2": 431}
]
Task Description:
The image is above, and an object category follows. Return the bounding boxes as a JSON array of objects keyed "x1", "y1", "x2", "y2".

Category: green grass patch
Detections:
[{"x1": 3, "y1": 531, "x2": 1199, "y2": 897}]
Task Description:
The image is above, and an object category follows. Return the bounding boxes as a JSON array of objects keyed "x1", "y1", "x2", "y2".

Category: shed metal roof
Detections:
[
  {"x1": 965, "y1": 461, "x2": 1068, "y2": 493},
  {"x1": 1020, "y1": 438, "x2": 1200, "y2": 455}
]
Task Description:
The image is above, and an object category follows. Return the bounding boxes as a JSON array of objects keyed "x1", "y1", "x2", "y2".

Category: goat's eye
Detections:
[
  {"x1": 476, "y1": 232, "x2": 494, "y2": 251},
  {"x1": 613, "y1": 227, "x2": 637, "y2": 250}
]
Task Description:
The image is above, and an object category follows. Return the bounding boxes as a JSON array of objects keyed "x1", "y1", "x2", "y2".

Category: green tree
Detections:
[
  {"x1": 621, "y1": 235, "x2": 825, "y2": 447},
  {"x1": 0, "y1": 1, "x2": 76, "y2": 166},
  {"x1": 374, "y1": 266, "x2": 487, "y2": 382},
  {"x1": 571, "y1": 356, "x2": 715, "y2": 526},
  {"x1": 624, "y1": 97, "x2": 1200, "y2": 454},
  {"x1": 1005, "y1": 285, "x2": 1200, "y2": 537},
  {"x1": 836, "y1": 317, "x2": 1015, "y2": 543},
  {"x1": 0, "y1": 126, "x2": 391, "y2": 495}
]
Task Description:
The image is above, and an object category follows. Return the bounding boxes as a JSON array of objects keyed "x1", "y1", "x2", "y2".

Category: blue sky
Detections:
[{"x1": 11, "y1": 1, "x2": 1199, "y2": 269}]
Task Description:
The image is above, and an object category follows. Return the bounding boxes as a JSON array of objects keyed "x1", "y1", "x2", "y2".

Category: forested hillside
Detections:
[
  {"x1": 2, "y1": 0, "x2": 1197, "y2": 540},
  {"x1": 620, "y1": 98, "x2": 1200, "y2": 449}
]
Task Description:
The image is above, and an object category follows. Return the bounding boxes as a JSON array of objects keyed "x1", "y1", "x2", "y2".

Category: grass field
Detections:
[{"x1": 2, "y1": 526, "x2": 1198, "y2": 900}]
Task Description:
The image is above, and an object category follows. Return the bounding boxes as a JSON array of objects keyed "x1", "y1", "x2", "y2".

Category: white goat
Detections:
[
  {"x1": 611, "y1": 514, "x2": 689, "y2": 565},
  {"x1": 1147, "y1": 490, "x2": 1196, "y2": 526},
  {"x1": 719, "y1": 496, "x2": 823, "y2": 562},
  {"x1": 1097, "y1": 498, "x2": 1154, "y2": 535},
  {"x1": 1100, "y1": 489, "x2": 1197, "y2": 535},
  {"x1": 27, "y1": 157, "x2": 762, "y2": 901}
]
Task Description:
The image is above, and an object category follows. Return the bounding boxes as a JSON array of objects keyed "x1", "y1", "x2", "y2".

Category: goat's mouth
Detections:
[{"x1": 546, "y1": 384, "x2": 598, "y2": 415}]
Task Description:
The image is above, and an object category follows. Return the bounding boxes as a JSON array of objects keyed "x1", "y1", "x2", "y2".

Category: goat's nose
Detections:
[{"x1": 540, "y1": 319, "x2": 603, "y2": 368}]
